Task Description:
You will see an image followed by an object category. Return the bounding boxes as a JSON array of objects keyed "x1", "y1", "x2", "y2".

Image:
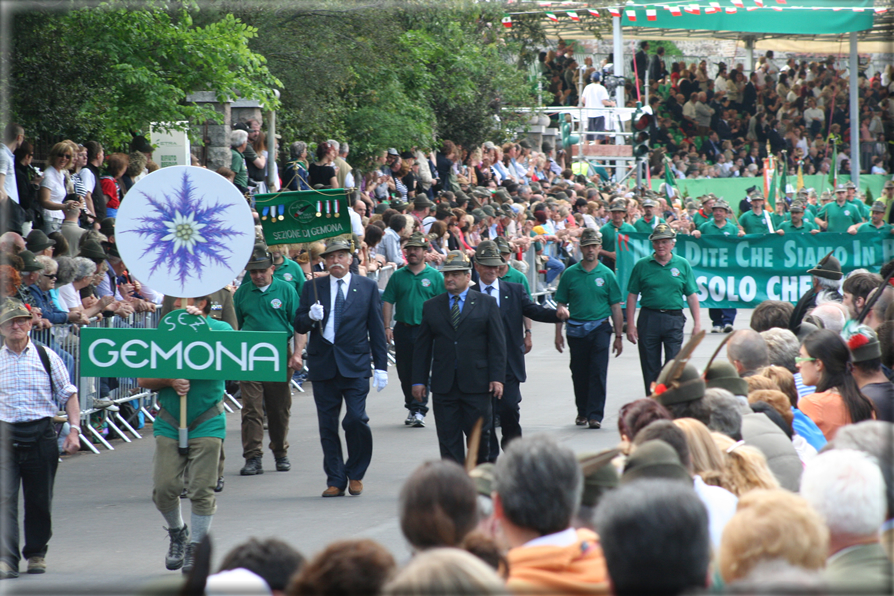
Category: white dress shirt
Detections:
[
  {"x1": 479, "y1": 278, "x2": 500, "y2": 307},
  {"x1": 323, "y1": 272, "x2": 352, "y2": 343}
]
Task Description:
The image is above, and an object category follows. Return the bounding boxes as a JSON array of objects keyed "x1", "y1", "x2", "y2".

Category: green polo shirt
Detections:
[
  {"x1": 501, "y1": 264, "x2": 532, "y2": 298},
  {"x1": 233, "y1": 276, "x2": 298, "y2": 335},
  {"x1": 633, "y1": 216, "x2": 666, "y2": 234},
  {"x1": 779, "y1": 219, "x2": 818, "y2": 234},
  {"x1": 804, "y1": 203, "x2": 818, "y2": 218},
  {"x1": 273, "y1": 257, "x2": 305, "y2": 296},
  {"x1": 691, "y1": 210, "x2": 711, "y2": 228},
  {"x1": 600, "y1": 221, "x2": 637, "y2": 253},
  {"x1": 627, "y1": 253, "x2": 698, "y2": 310},
  {"x1": 698, "y1": 220, "x2": 739, "y2": 236},
  {"x1": 849, "y1": 199, "x2": 870, "y2": 220},
  {"x1": 738, "y1": 209, "x2": 776, "y2": 234},
  {"x1": 153, "y1": 317, "x2": 231, "y2": 441},
  {"x1": 382, "y1": 264, "x2": 444, "y2": 325},
  {"x1": 858, "y1": 221, "x2": 893, "y2": 234},
  {"x1": 554, "y1": 262, "x2": 621, "y2": 321},
  {"x1": 817, "y1": 201, "x2": 863, "y2": 233}
]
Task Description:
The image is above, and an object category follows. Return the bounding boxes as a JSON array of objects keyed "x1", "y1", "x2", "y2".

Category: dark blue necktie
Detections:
[
  {"x1": 334, "y1": 279, "x2": 345, "y2": 335},
  {"x1": 451, "y1": 295, "x2": 460, "y2": 329}
]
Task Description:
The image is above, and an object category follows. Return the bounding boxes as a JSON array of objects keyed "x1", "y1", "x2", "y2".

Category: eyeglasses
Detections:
[
  {"x1": 60, "y1": 154, "x2": 72, "y2": 160},
  {"x1": 42, "y1": 274, "x2": 57, "y2": 280},
  {"x1": 794, "y1": 356, "x2": 816, "y2": 364},
  {"x1": 0, "y1": 318, "x2": 31, "y2": 329}
]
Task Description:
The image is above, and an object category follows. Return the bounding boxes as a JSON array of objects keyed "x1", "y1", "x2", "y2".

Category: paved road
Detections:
[{"x1": 5, "y1": 309, "x2": 747, "y2": 595}]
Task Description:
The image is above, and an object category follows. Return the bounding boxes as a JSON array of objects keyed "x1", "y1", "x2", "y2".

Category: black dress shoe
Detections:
[
  {"x1": 214, "y1": 477, "x2": 224, "y2": 493},
  {"x1": 240, "y1": 457, "x2": 263, "y2": 475},
  {"x1": 275, "y1": 456, "x2": 291, "y2": 472}
]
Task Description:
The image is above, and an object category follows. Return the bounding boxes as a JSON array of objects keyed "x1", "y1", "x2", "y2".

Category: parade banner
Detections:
[
  {"x1": 80, "y1": 310, "x2": 288, "y2": 382},
  {"x1": 617, "y1": 232, "x2": 894, "y2": 309},
  {"x1": 254, "y1": 189, "x2": 350, "y2": 246}
]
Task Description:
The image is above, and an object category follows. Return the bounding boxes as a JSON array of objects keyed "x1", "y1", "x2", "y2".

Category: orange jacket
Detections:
[{"x1": 506, "y1": 528, "x2": 609, "y2": 595}]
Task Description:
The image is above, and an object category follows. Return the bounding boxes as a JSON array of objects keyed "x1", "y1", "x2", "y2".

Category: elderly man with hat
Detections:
[
  {"x1": 779, "y1": 201, "x2": 820, "y2": 234},
  {"x1": 739, "y1": 191, "x2": 783, "y2": 235},
  {"x1": 412, "y1": 250, "x2": 506, "y2": 465},
  {"x1": 295, "y1": 236, "x2": 388, "y2": 497},
  {"x1": 633, "y1": 198, "x2": 666, "y2": 234},
  {"x1": 880, "y1": 179, "x2": 894, "y2": 224},
  {"x1": 0, "y1": 299, "x2": 81, "y2": 579},
  {"x1": 232, "y1": 244, "x2": 303, "y2": 477},
  {"x1": 475, "y1": 240, "x2": 565, "y2": 458},
  {"x1": 816, "y1": 184, "x2": 864, "y2": 233},
  {"x1": 598, "y1": 199, "x2": 636, "y2": 271},
  {"x1": 851, "y1": 201, "x2": 893, "y2": 235},
  {"x1": 625, "y1": 223, "x2": 701, "y2": 395},
  {"x1": 381, "y1": 232, "x2": 445, "y2": 428},
  {"x1": 24, "y1": 231, "x2": 54, "y2": 257},
  {"x1": 843, "y1": 179, "x2": 870, "y2": 219},
  {"x1": 554, "y1": 228, "x2": 623, "y2": 429}
]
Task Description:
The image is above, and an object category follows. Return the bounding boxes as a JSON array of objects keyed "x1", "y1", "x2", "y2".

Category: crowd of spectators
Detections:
[{"x1": 540, "y1": 39, "x2": 893, "y2": 181}]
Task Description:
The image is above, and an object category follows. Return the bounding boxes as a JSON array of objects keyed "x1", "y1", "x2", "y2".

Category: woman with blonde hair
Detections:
[
  {"x1": 673, "y1": 418, "x2": 728, "y2": 489},
  {"x1": 37, "y1": 142, "x2": 76, "y2": 233},
  {"x1": 382, "y1": 548, "x2": 505, "y2": 596},
  {"x1": 712, "y1": 432, "x2": 780, "y2": 496},
  {"x1": 718, "y1": 489, "x2": 828, "y2": 585}
]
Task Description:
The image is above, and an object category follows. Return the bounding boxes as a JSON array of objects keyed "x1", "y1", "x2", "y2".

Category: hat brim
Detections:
[
  {"x1": 621, "y1": 464, "x2": 691, "y2": 485},
  {"x1": 441, "y1": 264, "x2": 471, "y2": 272},
  {"x1": 807, "y1": 267, "x2": 842, "y2": 281},
  {"x1": 245, "y1": 259, "x2": 273, "y2": 270},
  {"x1": 580, "y1": 239, "x2": 602, "y2": 247},
  {"x1": 705, "y1": 376, "x2": 748, "y2": 397},
  {"x1": 27, "y1": 241, "x2": 55, "y2": 252},
  {"x1": 476, "y1": 257, "x2": 505, "y2": 267},
  {"x1": 320, "y1": 245, "x2": 351, "y2": 257}
]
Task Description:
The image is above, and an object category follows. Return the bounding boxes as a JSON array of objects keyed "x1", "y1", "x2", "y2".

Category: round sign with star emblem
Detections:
[{"x1": 115, "y1": 166, "x2": 255, "y2": 297}]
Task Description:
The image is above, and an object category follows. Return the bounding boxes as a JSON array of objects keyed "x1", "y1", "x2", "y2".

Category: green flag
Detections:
[
  {"x1": 664, "y1": 160, "x2": 677, "y2": 200},
  {"x1": 828, "y1": 141, "x2": 838, "y2": 190},
  {"x1": 254, "y1": 189, "x2": 351, "y2": 246},
  {"x1": 779, "y1": 153, "x2": 787, "y2": 201}
]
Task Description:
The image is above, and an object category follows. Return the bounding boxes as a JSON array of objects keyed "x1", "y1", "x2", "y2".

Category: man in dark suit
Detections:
[
  {"x1": 295, "y1": 237, "x2": 388, "y2": 498},
  {"x1": 412, "y1": 250, "x2": 506, "y2": 465},
  {"x1": 741, "y1": 73, "x2": 758, "y2": 115},
  {"x1": 473, "y1": 241, "x2": 568, "y2": 459}
]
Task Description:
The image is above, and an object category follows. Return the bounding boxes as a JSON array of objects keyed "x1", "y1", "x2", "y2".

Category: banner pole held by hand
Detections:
[{"x1": 179, "y1": 392, "x2": 188, "y2": 456}]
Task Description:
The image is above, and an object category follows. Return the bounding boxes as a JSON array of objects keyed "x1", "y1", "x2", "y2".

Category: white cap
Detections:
[{"x1": 205, "y1": 568, "x2": 272, "y2": 596}]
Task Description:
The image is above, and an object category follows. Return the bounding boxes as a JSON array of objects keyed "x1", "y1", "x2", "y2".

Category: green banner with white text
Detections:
[{"x1": 617, "y1": 232, "x2": 894, "y2": 309}]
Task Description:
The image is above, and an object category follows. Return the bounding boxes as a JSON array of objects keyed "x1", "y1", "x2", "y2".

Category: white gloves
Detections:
[
  {"x1": 309, "y1": 301, "x2": 325, "y2": 321},
  {"x1": 374, "y1": 369, "x2": 388, "y2": 392}
]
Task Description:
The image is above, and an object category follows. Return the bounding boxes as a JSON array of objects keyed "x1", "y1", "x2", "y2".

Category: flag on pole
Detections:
[
  {"x1": 828, "y1": 141, "x2": 838, "y2": 189},
  {"x1": 501, "y1": 15, "x2": 513, "y2": 28},
  {"x1": 545, "y1": 11, "x2": 559, "y2": 21},
  {"x1": 778, "y1": 153, "x2": 788, "y2": 202},
  {"x1": 664, "y1": 161, "x2": 678, "y2": 200},
  {"x1": 626, "y1": 9, "x2": 637, "y2": 21},
  {"x1": 646, "y1": 8, "x2": 657, "y2": 20},
  {"x1": 567, "y1": 10, "x2": 580, "y2": 21},
  {"x1": 608, "y1": 7, "x2": 621, "y2": 17},
  {"x1": 668, "y1": 6, "x2": 682, "y2": 15}
]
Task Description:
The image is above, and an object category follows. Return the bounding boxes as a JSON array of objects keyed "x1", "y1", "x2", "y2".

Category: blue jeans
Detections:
[{"x1": 545, "y1": 256, "x2": 565, "y2": 285}]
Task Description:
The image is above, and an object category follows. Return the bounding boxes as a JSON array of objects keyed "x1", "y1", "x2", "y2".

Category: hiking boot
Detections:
[
  {"x1": 240, "y1": 457, "x2": 263, "y2": 476},
  {"x1": 214, "y1": 477, "x2": 224, "y2": 493},
  {"x1": 26, "y1": 556, "x2": 46, "y2": 574},
  {"x1": 182, "y1": 542, "x2": 196, "y2": 575},
  {"x1": 275, "y1": 456, "x2": 291, "y2": 472},
  {"x1": 165, "y1": 525, "x2": 189, "y2": 570}
]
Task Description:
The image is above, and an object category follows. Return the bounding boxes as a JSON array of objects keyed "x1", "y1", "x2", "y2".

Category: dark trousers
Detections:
[
  {"x1": 567, "y1": 321, "x2": 612, "y2": 422},
  {"x1": 1, "y1": 426, "x2": 58, "y2": 568},
  {"x1": 432, "y1": 379, "x2": 493, "y2": 465},
  {"x1": 709, "y1": 308, "x2": 736, "y2": 327},
  {"x1": 312, "y1": 375, "x2": 373, "y2": 489},
  {"x1": 587, "y1": 116, "x2": 606, "y2": 141},
  {"x1": 636, "y1": 308, "x2": 685, "y2": 395},
  {"x1": 394, "y1": 323, "x2": 428, "y2": 415},
  {"x1": 240, "y1": 380, "x2": 291, "y2": 460},
  {"x1": 488, "y1": 378, "x2": 522, "y2": 460}
]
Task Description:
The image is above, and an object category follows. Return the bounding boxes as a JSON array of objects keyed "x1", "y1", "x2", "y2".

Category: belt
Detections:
[
  {"x1": 395, "y1": 322, "x2": 419, "y2": 328},
  {"x1": 642, "y1": 307, "x2": 683, "y2": 316}
]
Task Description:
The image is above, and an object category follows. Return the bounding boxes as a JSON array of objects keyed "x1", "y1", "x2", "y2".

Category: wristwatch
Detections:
[{"x1": 524, "y1": 329, "x2": 532, "y2": 335}]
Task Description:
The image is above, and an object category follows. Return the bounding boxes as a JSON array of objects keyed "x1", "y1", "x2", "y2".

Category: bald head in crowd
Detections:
[
  {"x1": 810, "y1": 301, "x2": 848, "y2": 333},
  {"x1": 727, "y1": 330, "x2": 769, "y2": 377},
  {"x1": 0, "y1": 232, "x2": 25, "y2": 255}
]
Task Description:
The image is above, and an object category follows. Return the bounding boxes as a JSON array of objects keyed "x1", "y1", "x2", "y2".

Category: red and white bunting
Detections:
[
  {"x1": 753, "y1": 0, "x2": 763, "y2": 6},
  {"x1": 772, "y1": 6, "x2": 783, "y2": 10},
  {"x1": 775, "y1": 0, "x2": 786, "y2": 3},
  {"x1": 746, "y1": 6, "x2": 759, "y2": 10},
  {"x1": 567, "y1": 10, "x2": 580, "y2": 21},
  {"x1": 626, "y1": 9, "x2": 637, "y2": 21},
  {"x1": 706, "y1": 2, "x2": 721, "y2": 13},
  {"x1": 684, "y1": 4, "x2": 700, "y2": 14},
  {"x1": 731, "y1": 0, "x2": 744, "y2": 6},
  {"x1": 545, "y1": 11, "x2": 559, "y2": 21},
  {"x1": 608, "y1": 7, "x2": 621, "y2": 17},
  {"x1": 646, "y1": 8, "x2": 657, "y2": 20},
  {"x1": 501, "y1": 15, "x2": 512, "y2": 28},
  {"x1": 852, "y1": 7, "x2": 865, "y2": 11},
  {"x1": 875, "y1": 7, "x2": 888, "y2": 13},
  {"x1": 668, "y1": 5, "x2": 682, "y2": 15},
  {"x1": 726, "y1": 7, "x2": 737, "y2": 13},
  {"x1": 587, "y1": 8, "x2": 599, "y2": 16}
]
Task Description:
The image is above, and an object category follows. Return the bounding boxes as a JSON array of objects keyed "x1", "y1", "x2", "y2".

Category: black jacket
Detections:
[{"x1": 491, "y1": 280, "x2": 561, "y2": 383}]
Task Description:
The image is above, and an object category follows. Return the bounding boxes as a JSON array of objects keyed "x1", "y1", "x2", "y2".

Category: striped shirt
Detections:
[
  {"x1": 794, "y1": 372, "x2": 816, "y2": 400},
  {"x1": 0, "y1": 340, "x2": 77, "y2": 423}
]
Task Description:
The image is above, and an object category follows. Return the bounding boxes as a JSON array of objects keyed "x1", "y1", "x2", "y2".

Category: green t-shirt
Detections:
[
  {"x1": 233, "y1": 276, "x2": 299, "y2": 335},
  {"x1": 849, "y1": 199, "x2": 870, "y2": 220},
  {"x1": 501, "y1": 265, "x2": 532, "y2": 298},
  {"x1": 554, "y1": 261, "x2": 621, "y2": 321},
  {"x1": 274, "y1": 257, "x2": 305, "y2": 296},
  {"x1": 698, "y1": 220, "x2": 739, "y2": 236},
  {"x1": 627, "y1": 253, "x2": 698, "y2": 310},
  {"x1": 779, "y1": 219, "x2": 818, "y2": 234},
  {"x1": 858, "y1": 221, "x2": 893, "y2": 234},
  {"x1": 817, "y1": 201, "x2": 863, "y2": 233},
  {"x1": 738, "y1": 209, "x2": 776, "y2": 234},
  {"x1": 231, "y1": 148, "x2": 248, "y2": 189},
  {"x1": 381, "y1": 264, "x2": 445, "y2": 325},
  {"x1": 600, "y1": 221, "x2": 637, "y2": 253},
  {"x1": 633, "y1": 216, "x2": 666, "y2": 234},
  {"x1": 153, "y1": 317, "x2": 231, "y2": 441}
]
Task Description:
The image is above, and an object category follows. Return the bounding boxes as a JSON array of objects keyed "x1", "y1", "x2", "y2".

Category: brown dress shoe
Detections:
[
  {"x1": 348, "y1": 479, "x2": 363, "y2": 496},
  {"x1": 322, "y1": 486, "x2": 345, "y2": 498}
]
